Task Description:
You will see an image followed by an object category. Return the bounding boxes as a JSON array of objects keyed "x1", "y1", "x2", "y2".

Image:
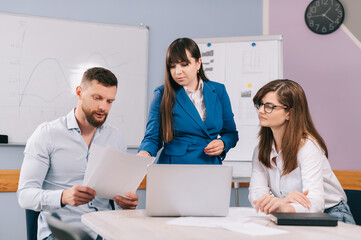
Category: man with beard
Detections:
[{"x1": 17, "y1": 67, "x2": 138, "y2": 240}]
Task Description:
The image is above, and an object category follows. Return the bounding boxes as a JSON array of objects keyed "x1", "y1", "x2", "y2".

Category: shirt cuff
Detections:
[{"x1": 44, "y1": 190, "x2": 64, "y2": 210}]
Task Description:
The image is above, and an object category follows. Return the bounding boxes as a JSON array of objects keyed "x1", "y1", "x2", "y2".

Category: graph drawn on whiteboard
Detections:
[{"x1": 0, "y1": 13, "x2": 148, "y2": 146}]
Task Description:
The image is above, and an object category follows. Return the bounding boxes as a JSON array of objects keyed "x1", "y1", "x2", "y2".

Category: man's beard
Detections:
[{"x1": 82, "y1": 106, "x2": 108, "y2": 128}]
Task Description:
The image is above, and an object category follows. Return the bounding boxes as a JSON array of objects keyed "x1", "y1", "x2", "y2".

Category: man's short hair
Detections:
[{"x1": 81, "y1": 67, "x2": 118, "y2": 87}]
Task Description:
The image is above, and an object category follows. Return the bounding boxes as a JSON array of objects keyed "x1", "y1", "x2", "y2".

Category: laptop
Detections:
[{"x1": 146, "y1": 164, "x2": 232, "y2": 217}]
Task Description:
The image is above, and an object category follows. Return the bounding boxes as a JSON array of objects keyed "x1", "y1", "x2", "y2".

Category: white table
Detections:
[{"x1": 82, "y1": 208, "x2": 361, "y2": 240}]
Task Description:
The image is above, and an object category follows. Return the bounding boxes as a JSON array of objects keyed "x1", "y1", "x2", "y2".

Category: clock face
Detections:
[{"x1": 305, "y1": 0, "x2": 345, "y2": 34}]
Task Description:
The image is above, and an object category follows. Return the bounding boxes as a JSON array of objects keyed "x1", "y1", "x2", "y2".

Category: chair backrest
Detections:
[
  {"x1": 25, "y1": 209, "x2": 40, "y2": 240},
  {"x1": 333, "y1": 170, "x2": 361, "y2": 225},
  {"x1": 46, "y1": 213, "x2": 93, "y2": 240},
  {"x1": 345, "y1": 190, "x2": 361, "y2": 225}
]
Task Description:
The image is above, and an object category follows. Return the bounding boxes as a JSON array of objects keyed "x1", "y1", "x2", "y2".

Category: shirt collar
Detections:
[
  {"x1": 270, "y1": 142, "x2": 283, "y2": 167},
  {"x1": 271, "y1": 142, "x2": 282, "y2": 157},
  {"x1": 184, "y1": 79, "x2": 203, "y2": 94},
  {"x1": 66, "y1": 108, "x2": 107, "y2": 132},
  {"x1": 66, "y1": 108, "x2": 80, "y2": 131}
]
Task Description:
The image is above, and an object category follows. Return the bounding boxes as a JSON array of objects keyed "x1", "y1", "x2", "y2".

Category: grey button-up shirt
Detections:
[{"x1": 17, "y1": 109, "x2": 127, "y2": 240}]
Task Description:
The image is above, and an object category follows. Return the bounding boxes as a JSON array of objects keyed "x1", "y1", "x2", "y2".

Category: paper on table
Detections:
[
  {"x1": 167, "y1": 208, "x2": 288, "y2": 236},
  {"x1": 167, "y1": 216, "x2": 247, "y2": 228},
  {"x1": 227, "y1": 207, "x2": 269, "y2": 219},
  {"x1": 83, "y1": 144, "x2": 155, "y2": 199},
  {"x1": 222, "y1": 222, "x2": 288, "y2": 236},
  {"x1": 166, "y1": 208, "x2": 262, "y2": 227}
]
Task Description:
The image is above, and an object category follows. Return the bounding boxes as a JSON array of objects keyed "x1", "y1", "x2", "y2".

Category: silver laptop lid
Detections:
[{"x1": 146, "y1": 164, "x2": 232, "y2": 217}]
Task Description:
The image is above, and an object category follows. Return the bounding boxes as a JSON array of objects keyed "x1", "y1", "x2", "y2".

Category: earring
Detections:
[{"x1": 197, "y1": 70, "x2": 199, "y2": 73}]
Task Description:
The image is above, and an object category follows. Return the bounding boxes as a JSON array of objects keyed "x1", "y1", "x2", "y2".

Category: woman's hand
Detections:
[
  {"x1": 137, "y1": 151, "x2": 151, "y2": 157},
  {"x1": 253, "y1": 190, "x2": 310, "y2": 214},
  {"x1": 283, "y1": 190, "x2": 310, "y2": 208},
  {"x1": 253, "y1": 193, "x2": 282, "y2": 214},
  {"x1": 204, "y1": 139, "x2": 225, "y2": 156}
]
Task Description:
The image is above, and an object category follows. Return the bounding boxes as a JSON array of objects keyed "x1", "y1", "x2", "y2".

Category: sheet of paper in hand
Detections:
[{"x1": 83, "y1": 144, "x2": 155, "y2": 199}]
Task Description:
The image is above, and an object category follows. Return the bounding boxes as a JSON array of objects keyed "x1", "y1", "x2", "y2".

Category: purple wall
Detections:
[{"x1": 269, "y1": 0, "x2": 361, "y2": 170}]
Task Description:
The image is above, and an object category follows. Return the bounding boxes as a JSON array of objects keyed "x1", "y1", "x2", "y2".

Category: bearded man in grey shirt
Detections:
[{"x1": 17, "y1": 67, "x2": 138, "y2": 240}]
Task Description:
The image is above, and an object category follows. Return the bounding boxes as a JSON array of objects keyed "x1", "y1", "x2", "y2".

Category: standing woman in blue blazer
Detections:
[{"x1": 138, "y1": 38, "x2": 238, "y2": 164}]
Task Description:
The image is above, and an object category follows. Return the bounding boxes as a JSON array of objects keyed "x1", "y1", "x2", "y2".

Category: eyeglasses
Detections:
[{"x1": 255, "y1": 101, "x2": 288, "y2": 114}]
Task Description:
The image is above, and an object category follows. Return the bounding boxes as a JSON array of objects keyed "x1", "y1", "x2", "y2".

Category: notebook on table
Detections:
[
  {"x1": 146, "y1": 164, "x2": 233, "y2": 217},
  {"x1": 270, "y1": 212, "x2": 338, "y2": 226}
]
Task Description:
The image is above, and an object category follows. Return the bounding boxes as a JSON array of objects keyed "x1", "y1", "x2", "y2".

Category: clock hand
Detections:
[
  {"x1": 324, "y1": 15, "x2": 335, "y2": 23},
  {"x1": 320, "y1": 6, "x2": 333, "y2": 21},
  {"x1": 324, "y1": 7, "x2": 332, "y2": 15}
]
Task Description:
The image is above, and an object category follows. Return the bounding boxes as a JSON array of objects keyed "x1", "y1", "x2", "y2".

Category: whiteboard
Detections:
[
  {"x1": 196, "y1": 35, "x2": 283, "y2": 163},
  {"x1": 0, "y1": 13, "x2": 148, "y2": 147}
]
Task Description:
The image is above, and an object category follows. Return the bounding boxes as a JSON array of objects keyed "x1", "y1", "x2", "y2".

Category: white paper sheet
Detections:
[
  {"x1": 167, "y1": 208, "x2": 288, "y2": 236},
  {"x1": 222, "y1": 222, "x2": 288, "y2": 236},
  {"x1": 83, "y1": 144, "x2": 155, "y2": 199}
]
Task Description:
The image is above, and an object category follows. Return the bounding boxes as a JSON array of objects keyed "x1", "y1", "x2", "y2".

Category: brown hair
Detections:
[
  {"x1": 160, "y1": 38, "x2": 209, "y2": 142},
  {"x1": 253, "y1": 79, "x2": 328, "y2": 175},
  {"x1": 81, "y1": 67, "x2": 118, "y2": 88}
]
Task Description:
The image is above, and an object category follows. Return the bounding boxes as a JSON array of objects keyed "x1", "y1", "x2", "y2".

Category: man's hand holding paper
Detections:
[
  {"x1": 83, "y1": 144, "x2": 155, "y2": 203},
  {"x1": 114, "y1": 193, "x2": 139, "y2": 210},
  {"x1": 61, "y1": 185, "x2": 96, "y2": 206}
]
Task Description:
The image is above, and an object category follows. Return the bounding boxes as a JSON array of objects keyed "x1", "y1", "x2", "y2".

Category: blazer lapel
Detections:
[
  {"x1": 175, "y1": 87, "x2": 210, "y2": 137},
  {"x1": 203, "y1": 81, "x2": 217, "y2": 127}
]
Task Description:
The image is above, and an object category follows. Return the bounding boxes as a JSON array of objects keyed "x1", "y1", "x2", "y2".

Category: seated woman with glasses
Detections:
[{"x1": 248, "y1": 79, "x2": 355, "y2": 224}]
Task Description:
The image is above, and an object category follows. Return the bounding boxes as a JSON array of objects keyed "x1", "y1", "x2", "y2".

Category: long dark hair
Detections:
[
  {"x1": 253, "y1": 79, "x2": 328, "y2": 175},
  {"x1": 161, "y1": 38, "x2": 209, "y2": 142}
]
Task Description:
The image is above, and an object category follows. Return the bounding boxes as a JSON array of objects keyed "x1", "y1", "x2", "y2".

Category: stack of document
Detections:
[{"x1": 83, "y1": 144, "x2": 155, "y2": 199}]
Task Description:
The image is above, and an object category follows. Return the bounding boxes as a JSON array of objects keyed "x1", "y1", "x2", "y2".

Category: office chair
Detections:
[
  {"x1": 345, "y1": 190, "x2": 361, "y2": 225},
  {"x1": 46, "y1": 213, "x2": 93, "y2": 240},
  {"x1": 25, "y1": 209, "x2": 40, "y2": 240}
]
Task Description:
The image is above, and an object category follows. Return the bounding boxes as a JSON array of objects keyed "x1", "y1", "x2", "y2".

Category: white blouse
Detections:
[
  {"x1": 184, "y1": 79, "x2": 207, "y2": 122},
  {"x1": 248, "y1": 138, "x2": 346, "y2": 213}
]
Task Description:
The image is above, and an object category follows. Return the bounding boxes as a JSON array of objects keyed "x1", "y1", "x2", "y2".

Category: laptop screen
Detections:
[{"x1": 146, "y1": 164, "x2": 233, "y2": 217}]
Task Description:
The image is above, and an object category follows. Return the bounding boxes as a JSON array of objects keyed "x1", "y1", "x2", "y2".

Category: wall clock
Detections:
[{"x1": 305, "y1": 0, "x2": 345, "y2": 34}]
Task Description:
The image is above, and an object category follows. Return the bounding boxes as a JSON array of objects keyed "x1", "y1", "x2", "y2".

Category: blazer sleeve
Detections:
[
  {"x1": 218, "y1": 84, "x2": 238, "y2": 157},
  {"x1": 138, "y1": 87, "x2": 164, "y2": 156}
]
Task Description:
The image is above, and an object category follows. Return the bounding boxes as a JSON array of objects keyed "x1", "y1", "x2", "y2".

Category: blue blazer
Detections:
[{"x1": 138, "y1": 80, "x2": 238, "y2": 164}]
